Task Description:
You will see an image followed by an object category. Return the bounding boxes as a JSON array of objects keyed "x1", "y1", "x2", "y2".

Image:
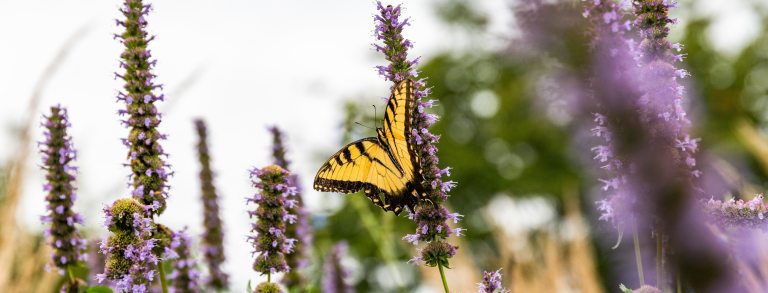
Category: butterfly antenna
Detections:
[
  {"x1": 354, "y1": 122, "x2": 375, "y2": 130},
  {"x1": 372, "y1": 104, "x2": 378, "y2": 129}
]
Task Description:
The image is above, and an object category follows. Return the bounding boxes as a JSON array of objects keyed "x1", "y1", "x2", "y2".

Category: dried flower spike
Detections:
[
  {"x1": 39, "y1": 105, "x2": 87, "y2": 291},
  {"x1": 194, "y1": 119, "x2": 229, "y2": 290},
  {"x1": 247, "y1": 165, "x2": 296, "y2": 278},
  {"x1": 115, "y1": 0, "x2": 171, "y2": 215}
]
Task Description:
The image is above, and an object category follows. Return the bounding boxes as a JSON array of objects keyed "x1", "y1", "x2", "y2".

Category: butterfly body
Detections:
[{"x1": 314, "y1": 80, "x2": 425, "y2": 215}]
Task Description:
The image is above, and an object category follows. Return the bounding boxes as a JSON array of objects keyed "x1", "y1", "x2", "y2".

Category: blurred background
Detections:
[{"x1": 1, "y1": 0, "x2": 767, "y2": 292}]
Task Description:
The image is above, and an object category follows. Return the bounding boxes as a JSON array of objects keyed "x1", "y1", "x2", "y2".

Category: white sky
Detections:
[
  {"x1": 0, "y1": 0, "x2": 512, "y2": 291},
  {"x1": 0, "y1": 0, "x2": 758, "y2": 291}
]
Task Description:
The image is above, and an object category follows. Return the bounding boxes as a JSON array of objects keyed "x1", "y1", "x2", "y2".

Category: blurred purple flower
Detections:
[
  {"x1": 477, "y1": 269, "x2": 509, "y2": 293},
  {"x1": 704, "y1": 195, "x2": 768, "y2": 229},
  {"x1": 39, "y1": 105, "x2": 87, "y2": 284},
  {"x1": 169, "y1": 229, "x2": 201, "y2": 293},
  {"x1": 322, "y1": 242, "x2": 355, "y2": 293},
  {"x1": 268, "y1": 126, "x2": 312, "y2": 288},
  {"x1": 194, "y1": 119, "x2": 229, "y2": 290}
]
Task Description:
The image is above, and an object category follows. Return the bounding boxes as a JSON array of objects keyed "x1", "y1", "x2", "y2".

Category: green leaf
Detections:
[{"x1": 85, "y1": 285, "x2": 114, "y2": 293}]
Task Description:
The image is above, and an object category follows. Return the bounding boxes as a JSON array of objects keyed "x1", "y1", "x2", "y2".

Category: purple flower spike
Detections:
[
  {"x1": 99, "y1": 198, "x2": 157, "y2": 291},
  {"x1": 248, "y1": 165, "x2": 296, "y2": 276},
  {"x1": 322, "y1": 242, "x2": 355, "y2": 293},
  {"x1": 374, "y1": 1, "x2": 462, "y2": 267},
  {"x1": 194, "y1": 119, "x2": 229, "y2": 290},
  {"x1": 477, "y1": 269, "x2": 509, "y2": 293},
  {"x1": 40, "y1": 105, "x2": 87, "y2": 286},
  {"x1": 169, "y1": 229, "x2": 201, "y2": 293},
  {"x1": 268, "y1": 126, "x2": 312, "y2": 288},
  {"x1": 117, "y1": 0, "x2": 171, "y2": 216}
]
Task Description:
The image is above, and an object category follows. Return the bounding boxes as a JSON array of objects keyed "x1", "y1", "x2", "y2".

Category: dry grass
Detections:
[{"x1": 419, "y1": 188, "x2": 603, "y2": 293}]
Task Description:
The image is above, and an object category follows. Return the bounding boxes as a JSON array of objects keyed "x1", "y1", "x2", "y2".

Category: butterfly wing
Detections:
[
  {"x1": 313, "y1": 80, "x2": 425, "y2": 215},
  {"x1": 379, "y1": 79, "x2": 425, "y2": 199},
  {"x1": 314, "y1": 138, "x2": 418, "y2": 214}
]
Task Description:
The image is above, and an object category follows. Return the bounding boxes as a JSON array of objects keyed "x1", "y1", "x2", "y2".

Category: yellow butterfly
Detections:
[{"x1": 314, "y1": 79, "x2": 425, "y2": 215}]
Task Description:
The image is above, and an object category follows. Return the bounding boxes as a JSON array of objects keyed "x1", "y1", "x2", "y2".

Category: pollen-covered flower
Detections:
[
  {"x1": 322, "y1": 242, "x2": 355, "y2": 293},
  {"x1": 477, "y1": 269, "x2": 509, "y2": 293},
  {"x1": 39, "y1": 105, "x2": 87, "y2": 284},
  {"x1": 268, "y1": 126, "x2": 312, "y2": 288},
  {"x1": 169, "y1": 229, "x2": 201, "y2": 293},
  {"x1": 194, "y1": 119, "x2": 229, "y2": 290},
  {"x1": 115, "y1": 0, "x2": 171, "y2": 215},
  {"x1": 98, "y1": 198, "x2": 157, "y2": 293},
  {"x1": 374, "y1": 1, "x2": 462, "y2": 266},
  {"x1": 247, "y1": 165, "x2": 296, "y2": 276}
]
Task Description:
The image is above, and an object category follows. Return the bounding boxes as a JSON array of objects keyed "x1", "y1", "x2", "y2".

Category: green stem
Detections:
[
  {"x1": 158, "y1": 262, "x2": 169, "y2": 293},
  {"x1": 437, "y1": 263, "x2": 450, "y2": 293},
  {"x1": 268, "y1": 272, "x2": 271, "y2": 283},
  {"x1": 676, "y1": 273, "x2": 681, "y2": 293},
  {"x1": 633, "y1": 225, "x2": 645, "y2": 286},
  {"x1": 66, "y1": 265, "x2": 76, "y2": 284}
]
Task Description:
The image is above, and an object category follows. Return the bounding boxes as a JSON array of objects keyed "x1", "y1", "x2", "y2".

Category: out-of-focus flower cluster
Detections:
[
  {"x1": 169, "y1": 229, "x2": 201, "y2": 293},
  {"x1": 322, "y1": 242, "x2": 354, "y2": 293},
  {"x1": 247, "y1": 165, "x2": 297, "y2": 275},
  {"x1": 194, "y1": 119, "x2": 229, "y2": 290},
  {"x1": 40, "y1": 105, "x2": 87, "y2": 274},
  {"x1": 477, "y1": 269, "x2": 509, "y2": 293},
  {"x1": 268, "y1": 126, "x2": 311, "y2": 288}
]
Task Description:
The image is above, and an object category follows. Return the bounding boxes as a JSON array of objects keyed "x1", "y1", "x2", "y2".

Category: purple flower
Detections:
[
  {"x1": 39, "y1": 105, "x2": 87, "y2": 279},
  {"x1": 194, "y1": 119, "x2": 229, "y2": 290},
  {"x1": 268, "y1": 126, "x2": 312, "y2": 288},
  {"x1": 477, "y1": 269, "x2": 509, "y2": 293},
  {"x1": 169, "y1": 229, "x2": 201, "y2": 293},
  {"x1": 99, "y1": 198, "x2": 158, "y2": 291},
  {"x1": 248, "y1": 165, "x2": 296, "y2": 276},
  {"x1": 704, "y1": 195, "x2": 768, "y2": 229},
  {"x1": 322, "y1": 242, "x2": 355, "y2": 293},
  {"x1": 116, "y1": 0, "x2": 171, "y2": 215},
  {"x1": 373, "y1": 1, "x2": 462, "y2": 267}
]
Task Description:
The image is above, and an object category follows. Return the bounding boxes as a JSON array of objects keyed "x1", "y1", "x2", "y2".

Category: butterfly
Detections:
[{"x1": 314, "y1": 79, "x2": 426, "y2": 215}]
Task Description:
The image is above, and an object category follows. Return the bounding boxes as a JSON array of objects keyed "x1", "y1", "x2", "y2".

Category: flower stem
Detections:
[
  {"x1": 437, "y1": 263, "x2": 450, "y2": 293},
  {"x1": 633, "y1": 225, "x2": 645, "y2": 286},
  {"x1": 158, "y1": 262, "x2": 169, "y2": 293},
  {"x1": 268, "y1": 272, "x2": 271, "y2": 283},
  {"x1": 66, "y1": 265, "x2": 76, "y2": 284}
]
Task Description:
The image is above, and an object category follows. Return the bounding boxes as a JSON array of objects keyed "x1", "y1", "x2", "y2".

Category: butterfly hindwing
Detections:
[{"x1": 314, "y1": 79, "x2": 425, "y2": 215}]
